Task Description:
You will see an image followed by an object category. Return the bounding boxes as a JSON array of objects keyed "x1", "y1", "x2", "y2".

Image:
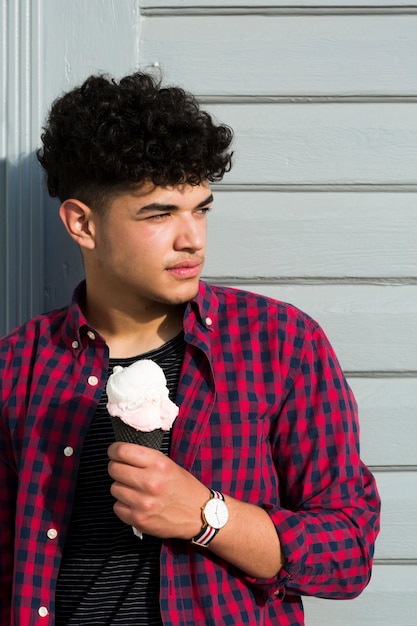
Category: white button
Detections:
[
  {"x1": 88, "y1": 375, "x2": 99, "y2": 386},
  {"x1": 63, "y1": 446, "x2": 74, "y2": 457},
  {"x1": 38, "y1": 606, "x2": 49, "y2": 617},
  {"x1": 71, "y1": 340, "x2": 79, "y2": 349},
  {"x1": 47, "y1": 528, "x2": 58, "y2": 540},
  {"x1": 205, "y1": 316, "x2": 213, "y2": 326},
  {"x1": 87, "y1": 331, "x2": 96, "y2": 340}
]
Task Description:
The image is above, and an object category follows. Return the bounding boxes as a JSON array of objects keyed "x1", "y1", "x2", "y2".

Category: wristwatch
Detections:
[{"x1": 191, "y1": 489, "x2": 229, "y2": 547}]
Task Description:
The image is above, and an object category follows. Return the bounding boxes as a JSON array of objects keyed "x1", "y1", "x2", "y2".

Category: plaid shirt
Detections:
[{"x1": 0, "y1": 280, "x2": 380, "y2": 626}]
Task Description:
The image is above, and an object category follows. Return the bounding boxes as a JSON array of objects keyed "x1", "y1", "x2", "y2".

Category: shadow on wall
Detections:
[
  {"x1": 0, "y1": 153, "x2": 83, "y2": 337},
  {"x1": 41, "y1": 159, "x2": 84, "y2": 316}
]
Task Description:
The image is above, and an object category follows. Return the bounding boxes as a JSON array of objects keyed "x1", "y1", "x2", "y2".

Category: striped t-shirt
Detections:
[{"x1": 55, "y1": 333, "x2": 185, "y2": 625}]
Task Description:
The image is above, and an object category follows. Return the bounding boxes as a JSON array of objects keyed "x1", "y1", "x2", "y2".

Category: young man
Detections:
[{"x1": 0, "y1": 72, "x2": 380, "y2": 626}]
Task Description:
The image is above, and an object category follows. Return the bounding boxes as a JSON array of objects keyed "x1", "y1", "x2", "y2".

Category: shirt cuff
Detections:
[{"x1": 244, "y1": 505, "x2": 309, "y2": 600}]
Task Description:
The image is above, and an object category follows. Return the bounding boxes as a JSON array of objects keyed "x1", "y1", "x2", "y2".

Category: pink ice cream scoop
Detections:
[{"x1": 106, "y1": 359, "x2": 179, "y2": 448}]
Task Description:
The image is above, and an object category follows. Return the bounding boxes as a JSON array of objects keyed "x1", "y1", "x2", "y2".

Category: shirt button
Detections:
[
  {"x1": 88, "y1": 375, "x2": 99, "y2": 386},
  {"x1": 47, "y1": 528, "x2": 58, "y2": 540},
  {"x1": 87, "y1": 330, "x2": 96, "y2": 340},
  {"x1": 38, "y1": 606, "x2": 49, "y2": 617},
  {"x1": 63, "y1": 446, "x2": 74, "y2": 457},
  {"x1": 71, "y1": 340, "x2": 79, "y2": 349},
  {"x1": 205, "y1": 316, "x2": 213, "y2": 326}
]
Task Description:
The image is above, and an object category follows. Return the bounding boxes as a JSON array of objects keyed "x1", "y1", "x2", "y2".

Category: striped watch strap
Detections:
[{"x1": 191, "y1": 490, "x2": 224, "y2": 547}]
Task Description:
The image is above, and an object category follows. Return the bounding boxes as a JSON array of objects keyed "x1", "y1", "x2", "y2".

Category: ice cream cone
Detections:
[
  {"x1": 111, "y1": 418, "x2": 165, "y2": 450},
  {"x1": 106, "y1": 359, "x2": 179, "y2": 541},
  {"x1": 106, "y1": 359, "x2": 179, "y2": 455}
]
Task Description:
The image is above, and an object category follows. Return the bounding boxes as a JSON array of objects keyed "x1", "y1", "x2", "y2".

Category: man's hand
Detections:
[
  {"x1": 108, "y1": 440, "x2": 284, "y2": 578},
  {"x1": 108, "y1": 441, "x2": 208, "y2": 540}
]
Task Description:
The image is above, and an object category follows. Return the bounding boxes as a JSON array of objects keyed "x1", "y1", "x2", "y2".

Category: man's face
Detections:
[{"x1": 88, "y1": 181, "x2": 212, "y2": 309}]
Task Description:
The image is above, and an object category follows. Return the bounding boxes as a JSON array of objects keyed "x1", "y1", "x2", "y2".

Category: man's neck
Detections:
[{"x1": 83, "y1": 293, "x2": 185, "y2": 359}]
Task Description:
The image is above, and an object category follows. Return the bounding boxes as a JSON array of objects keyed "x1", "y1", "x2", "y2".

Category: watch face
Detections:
[{"x1": 203, "y1": 498, "x2": 229, "y2": 529}]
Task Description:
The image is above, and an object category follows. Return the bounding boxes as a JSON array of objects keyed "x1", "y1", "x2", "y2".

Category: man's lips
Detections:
[
  {"x1": 166, "y1": 258, "x2": 203, "y2": 278},
  {"x1": 168, "y1": 259, "x2": 202, "y2": 269}
]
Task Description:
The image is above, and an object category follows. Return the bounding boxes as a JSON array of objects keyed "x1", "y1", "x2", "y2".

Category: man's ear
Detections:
[{"x1": 59, "y1": 199, "x2": 96, "y2": 250}]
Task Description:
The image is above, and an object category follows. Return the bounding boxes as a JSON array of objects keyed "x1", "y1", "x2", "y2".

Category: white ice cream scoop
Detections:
[{"x1": 106, "y1": 359, "x2": 179, "y2": 432}]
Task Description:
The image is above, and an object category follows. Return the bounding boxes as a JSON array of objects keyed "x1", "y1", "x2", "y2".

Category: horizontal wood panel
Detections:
[
  {"x1": 141, "y1": 14, "x2": 417, "y2": 95},
  {"x1": 373, "y1": 472, "x2": 417, "y2": 560},
  {"x1": 142, "y1": 1, "x2": 417, "y2": 8},
  {"x1": 204, "y1": 103, "x2": 417, "y2": 184},
  {"x1": 204, "y1": 191, "x2": 417, "y2": 278},
  {"x1": 303, "y1": 564, "x2": 417, "y2": 626},
  {"x1": 216, "y1": 284, "x2": 417, "y2": 371},
  {"x1": 40, "y1": 0, "x2": 140, "y2": 109},
  {"x1": 348, "y1": 379, "x2": 417, "y2": 467}
]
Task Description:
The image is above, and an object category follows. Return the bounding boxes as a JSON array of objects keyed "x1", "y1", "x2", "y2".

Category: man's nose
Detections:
[{"x1": 173, "y1": 216, "x2": 205, "y2": 251}]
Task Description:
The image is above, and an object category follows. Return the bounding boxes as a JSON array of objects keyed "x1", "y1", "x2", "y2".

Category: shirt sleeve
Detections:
[
  {"x1": 0, "y1": 411, "x2": 16, "y2": 625},
  {"x1": 254, "y1": 322, "x2": 381, "y2": 601}
]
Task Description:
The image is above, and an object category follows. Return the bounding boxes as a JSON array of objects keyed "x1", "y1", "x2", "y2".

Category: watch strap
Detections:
[{"x1": 191, "y1": 489, "x2": 224, "y2": 547}]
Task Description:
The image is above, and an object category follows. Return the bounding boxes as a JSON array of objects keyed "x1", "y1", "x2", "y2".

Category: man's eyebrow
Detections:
[
  {"x1": 196, "y1": 193, "x2": 214, "y2": 208},
  {"x1": 136, "y1": 193, "x2": 214, "y2": 214}
]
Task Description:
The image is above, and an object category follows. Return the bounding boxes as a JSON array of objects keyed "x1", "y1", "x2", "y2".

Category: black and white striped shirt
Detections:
[{"x1": 55, "y1": 333, "x2": 185, "y2": 625}]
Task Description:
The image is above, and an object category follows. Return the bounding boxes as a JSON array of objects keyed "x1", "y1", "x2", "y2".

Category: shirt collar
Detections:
[
  {"x1": 186, "y1": 280, "x2": 218, "y2": 331},
  {"x1": 62, "y1": 281, "x2": 101, "y2": 350},
  {"x1": 61, "y1": 279, "x2": 218, "y2": 351}
]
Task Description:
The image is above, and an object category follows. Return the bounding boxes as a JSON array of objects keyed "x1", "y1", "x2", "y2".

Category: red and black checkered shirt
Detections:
[{"x1": 0, "y1": 280, "x2": 380, "y2": 625}]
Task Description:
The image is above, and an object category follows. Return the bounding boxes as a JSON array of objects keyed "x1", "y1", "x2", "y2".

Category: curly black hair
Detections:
[{"x1": 37, "y1": 71, "x2": 233, "y2": 210}]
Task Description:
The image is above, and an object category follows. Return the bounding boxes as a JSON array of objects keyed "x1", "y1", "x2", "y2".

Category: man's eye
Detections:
[
  {"x1": 147, "y1": 213, "x2": 169, "y2": 221},
  {"x1": 198, "y1": 206, "x2": 212, "y2": 215}
]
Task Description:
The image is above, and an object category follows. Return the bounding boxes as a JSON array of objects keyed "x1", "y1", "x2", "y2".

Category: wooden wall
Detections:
[
  {"x1": 140, "y1": 2, "x2": 417, "y2": 623},
  {"x1": 1, "y1": 1, "x2": 416, "y2": 623}
]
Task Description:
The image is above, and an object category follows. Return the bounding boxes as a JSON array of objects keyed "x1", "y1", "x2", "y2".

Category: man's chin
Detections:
[{"x1": 154, "y1": 282, "x2": 200, "y2": 306}]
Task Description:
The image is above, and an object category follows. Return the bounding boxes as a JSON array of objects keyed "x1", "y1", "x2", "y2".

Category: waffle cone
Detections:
[{"x1": 111, "y1": 418, "x2": 165, "y2": 450}]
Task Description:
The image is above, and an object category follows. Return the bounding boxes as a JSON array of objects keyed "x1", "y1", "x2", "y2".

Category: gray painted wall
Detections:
[{"x1": 1, "y1": 1, "x2": 416, "y2": 623}]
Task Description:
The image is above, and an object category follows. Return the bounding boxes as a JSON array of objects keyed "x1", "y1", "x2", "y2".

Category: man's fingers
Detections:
[{"x1": 108, "y1": 441, "x2": 165, "y2": 467}]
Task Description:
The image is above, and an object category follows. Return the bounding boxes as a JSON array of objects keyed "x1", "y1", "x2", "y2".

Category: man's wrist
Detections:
[{"x1": 191, "y1": 489, "x2": 229, "y2": 547}]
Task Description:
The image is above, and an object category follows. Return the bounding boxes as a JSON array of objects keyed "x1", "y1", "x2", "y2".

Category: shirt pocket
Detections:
[{"x1": 195, "y1": 399, "x2": 280, "y2": 504}]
